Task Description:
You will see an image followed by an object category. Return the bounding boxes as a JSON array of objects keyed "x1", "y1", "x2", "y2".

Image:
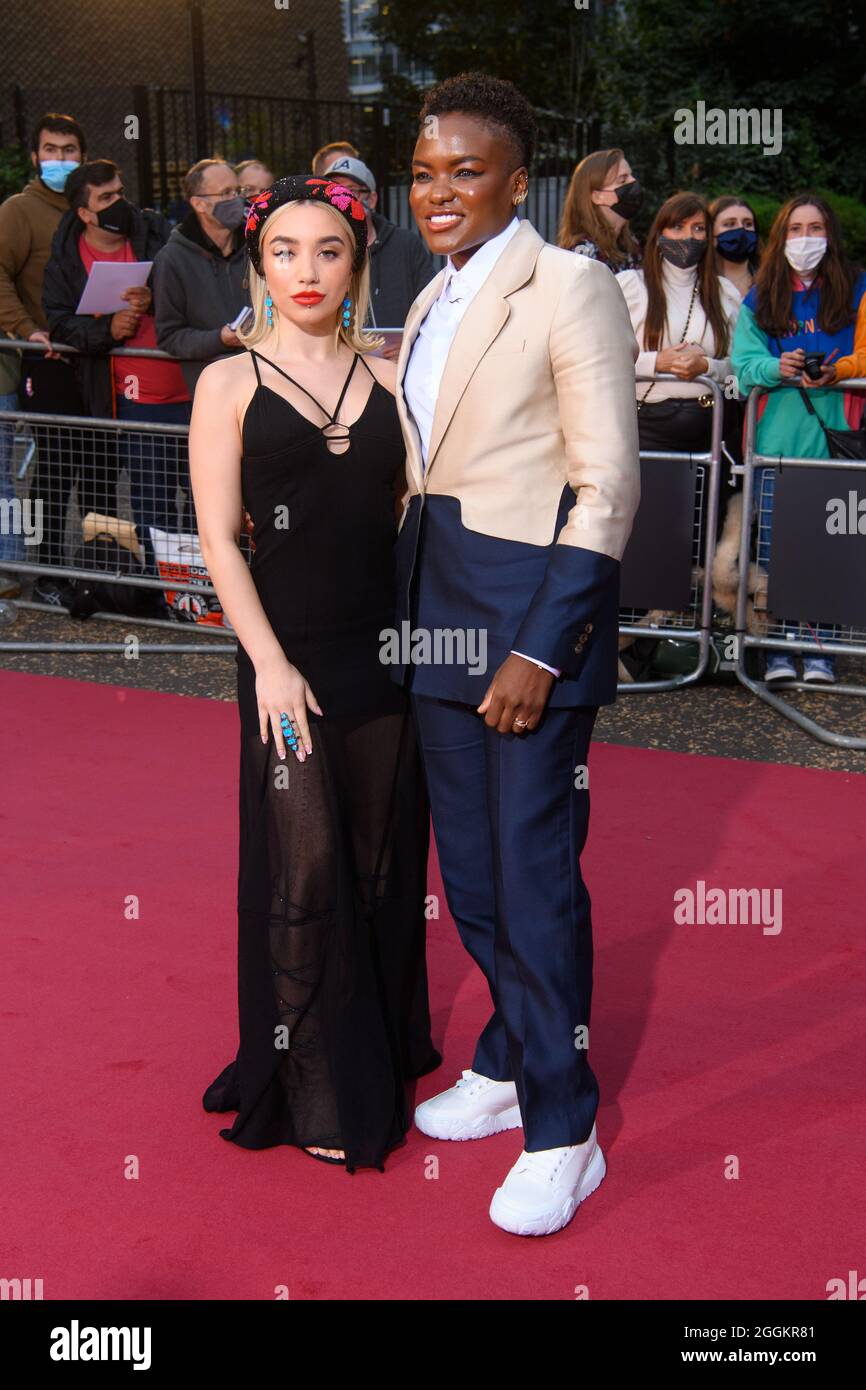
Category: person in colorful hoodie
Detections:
[{"x1": 731, "y1": 194, "x2": 866, "y2": 683}]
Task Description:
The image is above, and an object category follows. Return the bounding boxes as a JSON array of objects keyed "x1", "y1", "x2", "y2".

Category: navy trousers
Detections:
[{"x1": 411, "y1": 691, "x2": 600, "y2": 1151}]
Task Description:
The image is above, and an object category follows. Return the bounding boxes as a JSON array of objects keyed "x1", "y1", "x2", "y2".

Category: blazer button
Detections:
[{"x1": 585, "y1": 622, "x2": 594, "y2": 633}]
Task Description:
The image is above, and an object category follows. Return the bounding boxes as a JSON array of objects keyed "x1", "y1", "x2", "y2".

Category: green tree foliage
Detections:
[
  {"x1": 594, "y1": 0, "x2": 865, "y2": 206},
  {"x1": 0, "y1": 143, "x2": 32, "y2": 203},
  {"x1": 370, "y1": 0, "x2": 596, "y2": 114},
  {"x1": 372, "y1": 0, "x2": 865, "y2": 249}
]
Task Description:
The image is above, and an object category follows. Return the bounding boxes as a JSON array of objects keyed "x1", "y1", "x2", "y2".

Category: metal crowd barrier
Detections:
[
  {"x1": 734, "y1": 379, "x2": 866, "y2": 749},
  {"x1": 0, "y1": 339, "x2": 237, "y2": 652},
  {"x1": 616, "y1": 373, "x2": 725, "y2": 693},
  {"x1": 0, "y1": 346, "x2": 727, "y2": 677}
]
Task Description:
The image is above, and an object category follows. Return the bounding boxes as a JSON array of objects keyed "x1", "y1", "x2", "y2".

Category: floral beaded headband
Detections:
[{"x1": 244, "y1": 175, "x2": 369, "y2": 277}]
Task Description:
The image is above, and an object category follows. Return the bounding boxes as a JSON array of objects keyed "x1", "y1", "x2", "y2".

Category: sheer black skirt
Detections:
[{"x1": 202, "y1": 651, "x2": 442, "y2": 1174}]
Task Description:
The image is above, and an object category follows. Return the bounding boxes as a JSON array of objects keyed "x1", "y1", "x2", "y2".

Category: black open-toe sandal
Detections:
[{"x1": 302, "y1": 1146, "x2": 346, "y2": 1165}]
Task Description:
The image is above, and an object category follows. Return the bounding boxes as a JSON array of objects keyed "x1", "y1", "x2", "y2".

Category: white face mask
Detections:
[{"x1": 784, "y1": 235, "x2": 827, "y2": 274}]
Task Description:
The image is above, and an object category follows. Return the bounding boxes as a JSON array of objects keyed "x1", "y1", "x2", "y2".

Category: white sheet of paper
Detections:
[{"x1": 75, "y1": 260, "x2": 153, "y2": 315}]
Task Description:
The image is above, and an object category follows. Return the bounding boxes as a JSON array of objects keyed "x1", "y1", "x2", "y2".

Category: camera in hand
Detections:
[{"x1": 804, "y1": 351, "x2": 826, "y2": 381}]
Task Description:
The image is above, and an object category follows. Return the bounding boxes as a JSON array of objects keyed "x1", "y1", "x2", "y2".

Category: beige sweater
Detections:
[{"x1": 616, "y1": 259, "x2": 742, "y2": 400}]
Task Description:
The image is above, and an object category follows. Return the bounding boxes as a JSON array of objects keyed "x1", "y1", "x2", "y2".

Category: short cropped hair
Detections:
[
  {"x1": 64, "y1": 159, "x2": 120, "y2": 211},
  {"x1": 31, "y1": 112, "x2": 87, "y2": 158},
  {"x1": 418, "y1": 71, "x2": 537, "y2": 169}
]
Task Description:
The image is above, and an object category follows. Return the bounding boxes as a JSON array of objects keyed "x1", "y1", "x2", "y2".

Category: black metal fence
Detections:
[
  {"x1": 132, "y1": 86, "x2": 599, "y2": 238},
  {"x1": 9, "y1": 82, "x2": 599, "y2": 240},
  {"x1": 130, "y1": 86, "x2": 435, "y2": 224}
]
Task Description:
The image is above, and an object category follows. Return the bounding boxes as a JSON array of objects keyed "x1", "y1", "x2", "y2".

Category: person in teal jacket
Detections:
[{"x1": 731, "y1": 193, "x2": 866, "y2": 682}]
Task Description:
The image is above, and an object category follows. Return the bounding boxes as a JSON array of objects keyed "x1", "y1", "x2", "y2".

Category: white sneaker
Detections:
[
  {"x1": 489, "y1": 1124, "x2": 606, "y2": 1236},
  {"x1": 414, "y1": 1069, "x2": 522, "y2": 1141}
]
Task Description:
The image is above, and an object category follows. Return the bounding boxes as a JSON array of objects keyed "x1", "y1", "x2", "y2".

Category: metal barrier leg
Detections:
[
  {"x1": 736, "y1": 645, "x2": 866, "y2": 750},
  {"x1": 617, "y1": 375, "x2": 723, "y2": 694},
  {"x1": 733, "y1": 383, "x2": 866, "y2": 749}
]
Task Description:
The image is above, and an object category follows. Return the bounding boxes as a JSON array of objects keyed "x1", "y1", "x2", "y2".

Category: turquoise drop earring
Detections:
[
  {"x1": 341, "y1": 295, "x2": 351, "y2": 329},
  {"x1": 265, "y1": 291, "x2": 274, "y2": 327}
]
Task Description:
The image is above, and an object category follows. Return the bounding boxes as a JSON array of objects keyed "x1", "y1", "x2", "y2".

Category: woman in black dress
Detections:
[{"x1": 189, "y1": 175, "x2": 441, "y2": 1173}]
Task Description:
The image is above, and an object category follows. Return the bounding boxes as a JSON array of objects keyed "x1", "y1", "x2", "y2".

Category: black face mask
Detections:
[
  {"x1": 658, "y1": 235, "x2": 707, "y2": 269},
  {"x1": 610, "y1": 179, "x2": 643, "y2": 221},
  {"x1": 96, "y1": 197, "x2": 136, "y2": 237},
  {"x1": 715, "y1": 227, "x2": 758, "y2": 263}
]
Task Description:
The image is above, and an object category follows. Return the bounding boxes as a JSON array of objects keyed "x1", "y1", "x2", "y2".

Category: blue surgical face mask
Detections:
[
  {"x1": 39, "y1": 159, "x2": 79, "y2": 192},
  {"x1": 716, "y1": 227, "x2": 758, "y2": 263}
]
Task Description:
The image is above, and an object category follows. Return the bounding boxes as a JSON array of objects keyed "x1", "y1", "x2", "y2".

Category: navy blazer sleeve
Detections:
[{"x1": 510, "y1": 259, "x2": 640, "y2": 676}]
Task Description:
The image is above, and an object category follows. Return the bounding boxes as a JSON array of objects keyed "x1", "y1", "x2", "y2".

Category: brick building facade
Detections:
[{"x1": 2, "y1": 0, "x2": 353, "y2": 203}]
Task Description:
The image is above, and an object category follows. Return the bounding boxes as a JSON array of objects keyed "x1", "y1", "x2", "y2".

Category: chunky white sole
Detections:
[
  {"x1": 488, "y1": 1142, "x2": 607, "y2": 1236},
  {"x1": 414, "y1": 1100, "x2": 523, "y2": 1142}
]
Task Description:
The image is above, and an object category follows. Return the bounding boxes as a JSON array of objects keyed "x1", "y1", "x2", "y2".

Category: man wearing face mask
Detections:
[
  {"x1": 0, "y1": 112, "x2": 87, "y2": 602},
  {"x1": 0, "y1": 112, "x2": 86, "y2": 370},
  {"x1": 43, "y1": 161, "x2": 178, "y2": 417},
  {"x1": 42, "y1": 160, "x2": 187, "y2": 579},
  {"x1": 152, "y1": 158, "x2": 251, "y2": 397}
]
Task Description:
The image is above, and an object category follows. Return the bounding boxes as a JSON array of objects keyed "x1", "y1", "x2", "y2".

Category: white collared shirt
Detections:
[
  {"x1": 402, "y1": 215, "x2": 560, "y2": 680},
  {"x1": 404, "y1": 214, "x2": 521, "y2": 466}
]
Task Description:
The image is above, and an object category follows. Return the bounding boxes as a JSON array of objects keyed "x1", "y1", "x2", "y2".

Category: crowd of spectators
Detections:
[{"x1": 0, "y1": 116, "x2": 863, "y2": 686}]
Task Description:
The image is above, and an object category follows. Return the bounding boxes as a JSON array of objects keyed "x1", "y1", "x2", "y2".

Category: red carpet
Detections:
[{"x1": 2, "y1": 668, "x2": 864, "y2": 1300}]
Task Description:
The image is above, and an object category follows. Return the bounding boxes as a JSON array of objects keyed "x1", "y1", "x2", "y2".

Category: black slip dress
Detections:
[{"x1": 202, "y1": 346, "x2": 442, "y2": 1173}]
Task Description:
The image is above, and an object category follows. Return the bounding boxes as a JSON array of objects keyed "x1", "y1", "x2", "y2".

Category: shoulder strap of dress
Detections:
[
  {"x1": 357, "y1": 352, "x2": 377, "y2": 382},
  {"x1": 330, "y1": 353, "x2": 359, "y2": 421},
  {"x1": 250, "y1": 348, "x2": 359, "y2": 423},
  {"x1": 248, "y1": 347, "x2": 262, "y2": 385}
]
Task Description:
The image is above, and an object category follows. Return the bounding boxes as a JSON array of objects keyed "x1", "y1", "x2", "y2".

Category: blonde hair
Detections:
[{"x1": 238, "y1": 199, "x2": 384, "y2": 354}]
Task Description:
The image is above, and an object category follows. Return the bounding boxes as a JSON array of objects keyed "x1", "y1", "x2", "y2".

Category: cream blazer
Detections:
[{"x1": 394, "y1": 217, "x2": 641, "y2": 564}]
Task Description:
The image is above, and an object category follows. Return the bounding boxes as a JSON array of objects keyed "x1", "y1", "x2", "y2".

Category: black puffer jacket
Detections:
[{"x1": 42, "y1": 205, "x2": 171, "y2": 419}]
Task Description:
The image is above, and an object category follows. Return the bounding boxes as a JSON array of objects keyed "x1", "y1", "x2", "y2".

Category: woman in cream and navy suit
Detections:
[{"x1": 391, "y1": 73, "x2": 641, "y2": 1237}]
